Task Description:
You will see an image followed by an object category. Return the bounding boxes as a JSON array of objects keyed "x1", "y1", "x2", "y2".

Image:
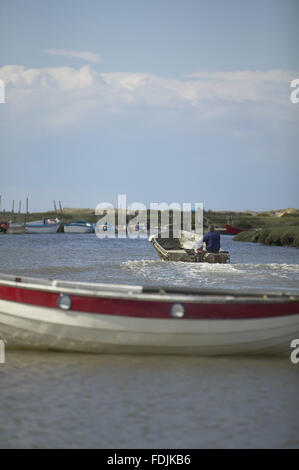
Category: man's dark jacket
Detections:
[{"x1": 202, "y1": 231, "x2": 220, "y2": 253}]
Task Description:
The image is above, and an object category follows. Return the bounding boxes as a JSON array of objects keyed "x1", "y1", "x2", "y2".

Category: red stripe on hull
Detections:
[{"x1": 0, "y1": 285, "x2": 298, "y2": 319}]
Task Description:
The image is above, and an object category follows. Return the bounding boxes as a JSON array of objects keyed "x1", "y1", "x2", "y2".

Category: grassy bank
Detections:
[
  {"x1": 1, "y1": 208, "x2": 99, "y2": 224},
  {"x1": 204, "y1": 209, "x2": 299, "y2": 230},
  {"x1": 233, "y1": 226, "x2": 299, "y2": 248}
]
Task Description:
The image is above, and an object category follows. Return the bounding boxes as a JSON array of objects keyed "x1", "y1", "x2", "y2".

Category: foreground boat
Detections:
[
  {"x1": 150, "y1": 230, "x2": 230, "y2": 263},
  {"x1": 0, "y1": 273, "x2": 298, "y2": 355}
]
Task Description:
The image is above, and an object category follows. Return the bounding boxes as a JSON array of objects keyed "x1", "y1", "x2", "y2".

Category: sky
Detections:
[{"x1": 0, "y1": 0, "x2": 298, "y2": 213}]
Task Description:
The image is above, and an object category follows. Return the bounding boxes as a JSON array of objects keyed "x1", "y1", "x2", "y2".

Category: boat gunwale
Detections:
[
  {"x1": 0, "y1": 274, "x2": 298, "y2": 305},
  {"x1": 151, "y1": 238, "x2": 170, "y2": 259},
  {"x1": 25, "y1": 224, "x2": 61, "y2": 228}
]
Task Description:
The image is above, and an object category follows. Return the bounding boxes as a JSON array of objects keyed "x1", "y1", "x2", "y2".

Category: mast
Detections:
[
  {"x1": 11, "y1": 200, "x2": 15, "y2": 223},
  {"x1": 18, "y1": 200, "x2": 21, "y2": 223},
  {"x1": 25, "y1": 197, "x2": 29, "y2": 223},
  {"x1": 53, "y1": 200, "x2": 57, "y2": 215}
]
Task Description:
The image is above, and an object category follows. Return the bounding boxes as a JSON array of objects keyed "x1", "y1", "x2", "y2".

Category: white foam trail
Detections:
[{"x1": 120, "y1": 259, "x2": 299, "y2": 289}]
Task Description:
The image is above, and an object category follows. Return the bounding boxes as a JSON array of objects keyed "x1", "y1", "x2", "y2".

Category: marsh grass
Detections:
[{"x1": 233, "y1": 226, "x2": 299, "y2": 247}]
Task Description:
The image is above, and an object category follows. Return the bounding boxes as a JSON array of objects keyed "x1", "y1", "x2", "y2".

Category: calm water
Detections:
[{"x1": 0, "y1": 233, "x2": 299, "y2": 448}]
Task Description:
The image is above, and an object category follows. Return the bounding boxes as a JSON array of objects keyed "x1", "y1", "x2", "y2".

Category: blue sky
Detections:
[{"x1": 0, "y1": 0, "x2": 298, "y2": 212}]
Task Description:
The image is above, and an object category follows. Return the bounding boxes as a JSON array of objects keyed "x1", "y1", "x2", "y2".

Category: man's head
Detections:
[{"x1": 208, "y1": 224, "x2": 215, "y2": 232}]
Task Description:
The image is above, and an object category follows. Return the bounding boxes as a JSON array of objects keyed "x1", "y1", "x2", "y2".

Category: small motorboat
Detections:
[
  {"x1": 25, "y1": 218, "x2": 61, "y2": 234},
  {"x1": 64, "y1": 220, "x2": 92, "y2": 233},
  {"x1": 0, "y1": 273, "x2": 298, "y2": 355},
  {"x1": 149, "y1": 230, "x2": 230, "y2": 263}
]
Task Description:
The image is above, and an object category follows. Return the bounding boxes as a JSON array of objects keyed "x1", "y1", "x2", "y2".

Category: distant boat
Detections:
[
  {"x1": 115, "y1": 224, "x2": 127, "y2": 235},
  {"x1": 0, "y1": 273, "x2": 298, "y2": 355},
  {"x1": 225, "y1": 224, "x2": 245, "y2": 235},
  {"x1": 64, "y1": 220, "x2": 93, "y2": 233},
  {"x1": 7, "y1": 223, "x2": 26, "y2": 234},
  {"x1": 127, "y1": 222, "x2": 147, "y2": 236},
  {"x1": 25, "y1": 218, "x2": 61, "y2": 234},
  {"x1": 0, "y1": 217, "x2": 26, "y2": 234},
  {"x1": 95, "y1": 222, "x2": 115, "y2": 235}
]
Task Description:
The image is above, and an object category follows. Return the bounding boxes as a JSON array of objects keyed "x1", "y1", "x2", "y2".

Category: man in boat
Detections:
[{"x1": 193, "y1": 224, "x2": 220, "y2": 261}]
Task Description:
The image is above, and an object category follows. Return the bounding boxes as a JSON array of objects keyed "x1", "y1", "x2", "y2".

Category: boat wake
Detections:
[{"x1": 120, "y1": 260, "x2": 299, "y2": 291}]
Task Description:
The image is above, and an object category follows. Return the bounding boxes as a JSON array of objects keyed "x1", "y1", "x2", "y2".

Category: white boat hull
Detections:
[
  {"x1": 25, "y1": 223, "x2": 60, "y2": 234},
  {"x1": 0, "y1": 300, "x2": 298, "y2": 355},
  {"x1": 0, "y1": 274, "x2": 298, "y2": 355},
  {"x1": 7, "y1": 224, "x2": 26, "y2": 234},
  {"x1": 64, "y1": 225, "x2": 92, "y2": 233}
]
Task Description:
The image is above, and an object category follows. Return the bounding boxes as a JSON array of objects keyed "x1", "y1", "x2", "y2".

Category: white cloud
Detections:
[
  {"x1": 0, "y1": 64, "x2": 298, "y2": 131},
  {"x1": 184, "y1": 70, "x2": 294, "y2": 82},
  {"x1": 45, "y1": 49, "x2": 102, "y2": 63}
]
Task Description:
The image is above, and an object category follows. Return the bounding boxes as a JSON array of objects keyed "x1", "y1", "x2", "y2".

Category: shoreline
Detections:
[
  {"x1": 233, "y1": 227, "x2": 299, "y2": 248},
  {"x1": 1, "y1": 207, "x2": 298, "y2": 247}
]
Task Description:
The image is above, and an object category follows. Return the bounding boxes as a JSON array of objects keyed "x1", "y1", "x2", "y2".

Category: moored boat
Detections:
[
  {"x1": 6, "y1": 223, "x2": 26, "y2": 234},
  {"x1": 0, "y1": 220, "x2": 26, "y2": 234},
  {"x1": 225, "y1": 224, "x2": 245, "y2": 235},
  {"x1": 64, "y1": 220, "x2": 93, "y2": 233},
  {"x1": 25, "y1": 218, "x2": 61, "y2": 234},
  {"x1": 150, "y1": 230, "x2": 230, "y2": 263},
  {"x1": 95, "y1": 222, "x2": 116, "y2": 235},
  {"x1": 0, "y1": 273, "x2": 298, "y2": 355},
  {"x1": 127, "y1": 222, "x2": 148, "y2": 236}
]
